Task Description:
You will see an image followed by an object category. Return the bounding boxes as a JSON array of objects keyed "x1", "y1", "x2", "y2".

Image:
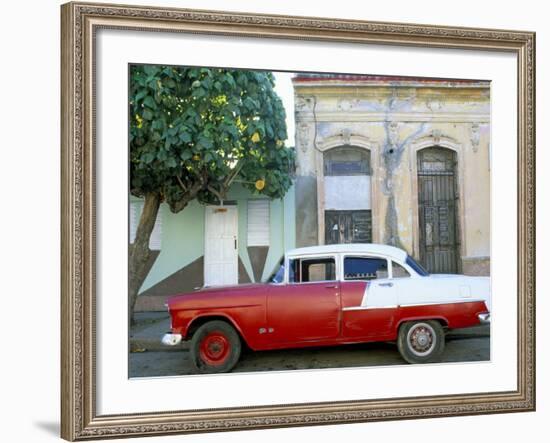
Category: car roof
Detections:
[{"x1": 285, "y1": 243, "x2": 408, "y2": 261}]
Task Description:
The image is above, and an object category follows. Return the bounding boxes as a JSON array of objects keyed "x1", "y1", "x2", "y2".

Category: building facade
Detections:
[
  {"x1": 292, "y1": 74, "x2": 490, "y2": 276},
  {"x1": 132, "y1": 184, "x2": 295, "y2": 311}
]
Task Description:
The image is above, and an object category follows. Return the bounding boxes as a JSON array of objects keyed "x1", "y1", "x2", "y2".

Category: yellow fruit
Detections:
[
  {"x1": 255, "y1": 179, "x2": 265, "y2": 191},
  {"x1": 192, "y1": 154, "x2": 200, "y2": 161},
  {"x1": 251, "y1": 132, "x2": 261, "y2": 143}
]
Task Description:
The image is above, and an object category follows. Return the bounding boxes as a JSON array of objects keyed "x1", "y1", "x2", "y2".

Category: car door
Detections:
[
  {"x1": 340, "y1": 256, "x2": 398, "y2": 338},
  {"x1": 267, "y1": 255, "x2": 341, "y2": 344},
  {"x1": 367, "y1": 260, "x2": 413, "y2": 308},
  {"x1": 386, "y1": 259, "x2": 417, "y2": 306}
]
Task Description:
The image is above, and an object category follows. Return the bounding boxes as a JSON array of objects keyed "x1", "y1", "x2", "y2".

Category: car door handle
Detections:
[
  {"x1": 379, "y1": 282, "x2": 393, "y2": 288},
  {"x1": 325, "y1": 284, "x2": 338, "y2": 289}
]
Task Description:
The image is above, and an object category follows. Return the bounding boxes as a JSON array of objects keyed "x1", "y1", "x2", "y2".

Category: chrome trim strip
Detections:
[
  {"x1": 400, "y1": 299, "x2": 486, "y2": 308},
  {"x1": 342, "y1": 305, "x2": 397, "y2": 311},
  {"x1": 342, "y1": 299, "x2": 487, "y2": 312}
]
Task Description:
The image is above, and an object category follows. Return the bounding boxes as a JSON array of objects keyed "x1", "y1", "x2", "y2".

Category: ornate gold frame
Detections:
[{"x1": 61, "y1": 2, "x2": 536, "y2": 440}]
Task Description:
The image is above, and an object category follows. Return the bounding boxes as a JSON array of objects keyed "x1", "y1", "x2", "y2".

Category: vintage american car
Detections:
[{"x1": 162, "y1": 244, "x2": 490, "y2": 373}]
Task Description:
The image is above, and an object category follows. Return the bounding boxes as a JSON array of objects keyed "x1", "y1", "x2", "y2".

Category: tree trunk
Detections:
[
  {"x1": 129, "y1": 179, "x2": 206, "y2": 324},
  {"x1": 128, "y1": 192, "x2": 161, "y2": 326}
]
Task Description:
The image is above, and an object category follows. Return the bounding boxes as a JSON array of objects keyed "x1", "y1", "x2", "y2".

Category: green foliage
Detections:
[{"x1": 129, "y1": 65, "x2": 294, "y2": 211}]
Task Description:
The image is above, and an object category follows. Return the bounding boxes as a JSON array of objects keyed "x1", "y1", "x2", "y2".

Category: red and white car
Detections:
[{"x1": 162, "y1": 244, "x2": 490, "y2": 373}]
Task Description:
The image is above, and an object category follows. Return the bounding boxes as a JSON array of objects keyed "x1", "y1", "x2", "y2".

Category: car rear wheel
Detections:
[
  {"x1": 397, "y1": 320, "x2": 445, "y2": 364},
  {"x1": 190, "y1": 320, "x2": 241, "y2": 373}
]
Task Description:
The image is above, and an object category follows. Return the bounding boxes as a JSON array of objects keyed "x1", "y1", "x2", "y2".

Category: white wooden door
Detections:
[{"x1": 204, "y1": 206, "x2": 238, "y2": 286}]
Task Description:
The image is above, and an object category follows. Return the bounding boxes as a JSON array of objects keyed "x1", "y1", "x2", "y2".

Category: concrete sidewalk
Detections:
[
  {"x1": 129, "y1": 311, "x2": 490, "y2": 353},
  {"x1": 130, "y1": 312, "x2": 187, "y2": 352}
]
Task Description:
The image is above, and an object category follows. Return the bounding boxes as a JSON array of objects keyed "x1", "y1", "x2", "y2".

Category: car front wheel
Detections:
[
  {"x1": 397, "y1": 320, "x2": 445, "y2": 364},
  {"x1": 190, "y1": 320, "x2": 242, "y2": 373}
]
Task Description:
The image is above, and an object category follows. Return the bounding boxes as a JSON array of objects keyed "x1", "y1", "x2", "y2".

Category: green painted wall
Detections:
[
  {"x1": 132, "y1": 183, "x2": 296, "y2": 292},
  {"x1": 227, "y1": 184, "x2": 295, "y2": 283},
  {"x1": 138, "y1": 199, "x2": 205, "y2": 292}
]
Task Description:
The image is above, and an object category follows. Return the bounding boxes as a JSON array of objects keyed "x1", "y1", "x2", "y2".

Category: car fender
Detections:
[
  {"x1": 185, "y1": 312, "x2": 252, "y2": 347},
  {"x1": 395, "y1": 315, "x2": 449, "y2": 332}
]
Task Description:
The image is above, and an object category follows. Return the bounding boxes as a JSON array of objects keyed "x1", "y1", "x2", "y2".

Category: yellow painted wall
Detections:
[{"x1": 293, "y1": 79, "x2": 490, "y2": 274}]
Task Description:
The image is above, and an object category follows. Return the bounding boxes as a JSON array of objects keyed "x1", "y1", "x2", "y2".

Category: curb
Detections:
[{"x1": 130, "y1": 338, "x2": 189, "y2": 353}]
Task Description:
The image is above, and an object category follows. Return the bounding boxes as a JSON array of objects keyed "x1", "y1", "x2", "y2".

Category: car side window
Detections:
[
  {"x1": 289, "y1": 257, "x2": 336, "y2": 283},
  {"x1": 391, "y1": 261, "x2": 411, "y2": 278},
  {"x1": 269, "y1": 261, "x2": 285, "y2": 283},
  {"x1": 344, "y1": 257, "x2": 388, "y2": 280}
]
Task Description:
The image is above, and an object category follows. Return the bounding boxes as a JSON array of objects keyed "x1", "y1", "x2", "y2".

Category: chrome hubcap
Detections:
[{"x1": 407, "y1": 323, "x2": 436, "y2": 357}]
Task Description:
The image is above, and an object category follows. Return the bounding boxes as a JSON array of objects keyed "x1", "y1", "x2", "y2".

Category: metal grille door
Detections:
[
  {"x1": 325, "y1": 210, "x2": 372, "y2": 244},
  {"x1": 417, "y1": 148, "x2": 460, "y2": 273}
]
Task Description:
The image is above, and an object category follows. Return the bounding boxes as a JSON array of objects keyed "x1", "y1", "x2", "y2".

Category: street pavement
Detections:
[{"x1": 129, "y1": 312, "x2": 490, "y2": 377}]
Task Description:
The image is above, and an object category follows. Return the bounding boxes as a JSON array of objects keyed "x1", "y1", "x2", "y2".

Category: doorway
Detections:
[
  {"x1": 417, "y1": 147, "x2": 460, "y2": 273},
  {"x1": 204, "y1": 206, "x2": 238, "y2": 286}
]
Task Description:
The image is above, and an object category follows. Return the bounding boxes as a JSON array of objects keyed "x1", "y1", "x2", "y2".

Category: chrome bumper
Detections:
[
  {"x1": 478, "y1": 313, "x2": 491, "y2": 324},
  {"x1": 161, "y1": 332, "x2": 182, "y2": 346}
]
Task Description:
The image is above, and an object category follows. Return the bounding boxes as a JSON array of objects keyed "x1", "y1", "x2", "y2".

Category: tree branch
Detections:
[
  {"x1": 176, "y1": 175, "x2": 188, "y2": 192},
  {"x1": 207, "y1": 184, "x2": 225, "y2": 203},
  {"x1": 224, "y1": 159, "x2": 244, "y2": 188},
  {"x1": 169, "y1": 178, "x2": 205, "y2": 213}
]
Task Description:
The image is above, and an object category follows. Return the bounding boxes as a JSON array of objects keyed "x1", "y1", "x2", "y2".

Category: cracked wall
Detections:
[{"x1": 293, "y1": 78, "x2": 491, "y2": 275}]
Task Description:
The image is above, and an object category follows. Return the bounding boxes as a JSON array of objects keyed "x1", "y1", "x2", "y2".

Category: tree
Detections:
[{"x1": 129, "y1": 65, "x2": 294, "y2": 323}]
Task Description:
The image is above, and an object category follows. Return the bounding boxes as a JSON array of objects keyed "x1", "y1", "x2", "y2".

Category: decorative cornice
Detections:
[
  {"x1": 295, "y1": 112, "x2": 490, "y2": 124},
  {"x1": 294, "y1": 80, "x2": 491, "y2": 89}
]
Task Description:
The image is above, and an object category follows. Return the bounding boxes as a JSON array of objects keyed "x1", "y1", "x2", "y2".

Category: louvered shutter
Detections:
[
  {"x1": 247, "y1": 200, "x2": 270, "y2": 246},
  {"x1": 129, "y1": 202, "x2": 162, "y2": 250}
]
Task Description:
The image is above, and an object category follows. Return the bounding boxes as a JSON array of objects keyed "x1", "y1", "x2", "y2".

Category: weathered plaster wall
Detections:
[
  {"x1": 293, "y1": 79, "x2": 490, "y2": 274},
  {"x1": 295, "y1": 176, "x2": 318, "y2": 247}
]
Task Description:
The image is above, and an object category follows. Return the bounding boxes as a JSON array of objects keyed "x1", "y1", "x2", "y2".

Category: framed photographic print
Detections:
[{"x1": 61, "y1": 1, "x2": 536, "y2": 440}]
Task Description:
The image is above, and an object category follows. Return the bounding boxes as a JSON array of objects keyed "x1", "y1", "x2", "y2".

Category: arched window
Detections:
[
  {"x1": 324, "y1": 146, "x2": 370, "y2": 176},
  {"x1": 323, "y1": 146, "x2": 372, "y2": 244}
]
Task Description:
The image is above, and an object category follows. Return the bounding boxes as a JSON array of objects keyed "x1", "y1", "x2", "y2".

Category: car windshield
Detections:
[
  {"x1": 267, "y1": 258, "x2": 285, "y2": 283},
  {"x1": 406, "y1": 255, "x2": 430, "y2": 276}
]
